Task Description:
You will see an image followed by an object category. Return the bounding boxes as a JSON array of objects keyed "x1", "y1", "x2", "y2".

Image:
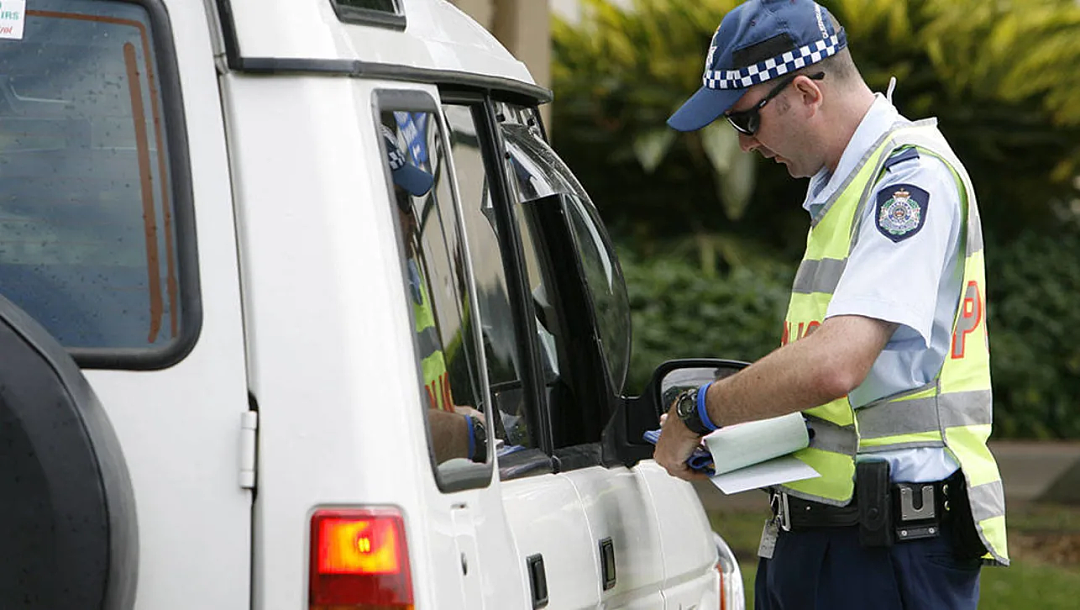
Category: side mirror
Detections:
[{"x1": 601, "y1": 358, "x2": 749, "y2": 468}]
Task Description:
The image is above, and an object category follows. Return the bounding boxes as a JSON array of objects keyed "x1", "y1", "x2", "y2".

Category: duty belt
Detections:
[{"x1": 770, "y1": 472, "x2": 959, "y2": 544}]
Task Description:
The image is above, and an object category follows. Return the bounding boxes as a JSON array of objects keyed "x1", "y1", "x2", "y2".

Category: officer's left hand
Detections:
[{"x1": 654, "y1": 404, "x2": 710, "y2": 481}]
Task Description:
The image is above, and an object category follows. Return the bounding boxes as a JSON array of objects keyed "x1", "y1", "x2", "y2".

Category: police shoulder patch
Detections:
[{"x1": 876, "y1": 183, "x2": 929, "y2": 242}]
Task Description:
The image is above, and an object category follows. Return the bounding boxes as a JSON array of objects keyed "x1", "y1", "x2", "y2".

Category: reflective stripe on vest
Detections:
[{"x1": 780, "y1": 120, "x2": 1008, "y2": 565}]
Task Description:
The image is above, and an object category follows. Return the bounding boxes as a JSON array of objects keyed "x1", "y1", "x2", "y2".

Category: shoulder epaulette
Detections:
[{"x1": 883, "y1": 147, "x2": 919, "y2": 171}]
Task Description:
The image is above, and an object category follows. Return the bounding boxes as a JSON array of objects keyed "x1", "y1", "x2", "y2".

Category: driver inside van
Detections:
[{"x1": 383, "y1": 125, "x2": 487, "y2": 465}]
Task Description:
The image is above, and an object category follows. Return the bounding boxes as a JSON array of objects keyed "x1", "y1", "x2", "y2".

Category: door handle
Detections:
[
  {"x1": 526, "y1": 553, "x2": 548, "y2": 608},
  {"x1": 599, "y1": 537, "x2": 616, "y2": 591}
]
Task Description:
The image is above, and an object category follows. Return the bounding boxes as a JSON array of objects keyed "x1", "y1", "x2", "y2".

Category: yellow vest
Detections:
[
  {"x1": 780, "y1": 120, "x2": 1008, "y2": 565},
  {"x1": 410, "y1": 261, "x2": 454, "y2": 412}
]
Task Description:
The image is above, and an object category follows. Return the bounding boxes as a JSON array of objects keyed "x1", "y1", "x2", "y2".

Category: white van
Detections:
[{"x1": 0, "y1": 1, "x2": 746, "y2": 609}]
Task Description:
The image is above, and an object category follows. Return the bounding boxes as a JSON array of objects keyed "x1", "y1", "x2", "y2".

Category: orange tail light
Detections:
[{"x1": 309, "y1": 508, "x2": 413, "y2": 610}]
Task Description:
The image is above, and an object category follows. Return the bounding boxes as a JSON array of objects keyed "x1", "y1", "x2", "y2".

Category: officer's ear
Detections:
[{"x1": 792, "y1": 74, "x2": 824, "y2": 115}]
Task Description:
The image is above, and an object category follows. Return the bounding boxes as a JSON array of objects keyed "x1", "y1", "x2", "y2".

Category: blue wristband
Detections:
[
  {"x1": 464, "y1": 415, "x2": 476, "y2": 460},
  {"x1": 696, "y1": 382, "x2": 719, "y2": 432}
]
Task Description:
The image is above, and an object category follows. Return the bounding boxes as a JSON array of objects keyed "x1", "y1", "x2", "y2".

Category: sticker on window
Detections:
[{"x1": 0, "y1": 0, "x2": 25, "y2": 40}]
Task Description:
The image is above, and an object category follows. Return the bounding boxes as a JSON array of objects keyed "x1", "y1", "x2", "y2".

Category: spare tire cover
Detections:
[{"x1": 0, "y1": 295, "x2": 138, "y2": 609}]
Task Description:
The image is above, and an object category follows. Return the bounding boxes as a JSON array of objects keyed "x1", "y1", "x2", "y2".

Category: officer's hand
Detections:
[
  {"x1": 453, "y1": 405, "x2": 486, "y2": 426},
  {"x1": 654, "y1": 402, "x2": 709, "y2": 482}
]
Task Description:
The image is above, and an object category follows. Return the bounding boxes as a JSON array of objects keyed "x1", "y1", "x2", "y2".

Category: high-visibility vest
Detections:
[
  {"x1": 410, "y1": 261, "x2": 454, "y2": 412},
  {"x1": 779, "y1": 119, "x2": 1008, "y2": 565}
]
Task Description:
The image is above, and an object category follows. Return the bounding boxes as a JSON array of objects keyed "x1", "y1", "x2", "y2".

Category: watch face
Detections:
[{"x1": 676, "y1": 390, "x2": 696, "y2": 419}]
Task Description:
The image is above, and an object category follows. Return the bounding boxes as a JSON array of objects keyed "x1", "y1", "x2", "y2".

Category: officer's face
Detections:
[
  {"x1": 394, "y1": 187, "x2": 418, "y2": 251},
  {"x1": 729, "y1": 76, "x2": 822, "y2": 179}
]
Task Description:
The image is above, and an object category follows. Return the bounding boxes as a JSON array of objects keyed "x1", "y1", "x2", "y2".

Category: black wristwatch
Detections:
[
  {"x1": 674, "y1": 388, "x2": 712, "y2": 436},
  {"x1": 470, "y1": 417, "x2": 488, "y2": 463}
]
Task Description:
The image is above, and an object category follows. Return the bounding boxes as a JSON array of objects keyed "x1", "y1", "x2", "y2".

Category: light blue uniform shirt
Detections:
[{"x1": 803, "y1": 93, "x2": 962, "y2": 483}]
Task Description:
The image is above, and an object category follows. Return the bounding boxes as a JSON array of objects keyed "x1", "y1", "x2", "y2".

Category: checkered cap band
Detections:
[
  {"x1": 703, "y1": 30, "x2": 846, "y2": 90},
  {"x1": 382, "y1": 125, "x2": 406, "y2": 170},
  {"x1": 388, "y1": 147, "x2": 405, "y2": 171}
]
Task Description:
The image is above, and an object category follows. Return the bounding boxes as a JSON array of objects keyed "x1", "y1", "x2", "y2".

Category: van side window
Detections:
[
  {"x1": 378, "y1": 108, "x2": 489, "y2": 480},
  {"x1": 442, "y1": 103, "x2": 537, "y2": 452},
  {"x1": 0, "y1": 1, "x2": 192, "y2": 358},
  {"x1": 561, "y1": 194, "x2": 631, "y2": 396},
  {"x1": 496, "y1": 105, "x2": 631, "y2": 450},
  {"x1": 500, "y1": 128, "x2": 587, "y2": 448}
]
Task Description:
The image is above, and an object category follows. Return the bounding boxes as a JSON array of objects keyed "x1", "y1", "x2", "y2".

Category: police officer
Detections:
[{"x1": 652, "y1": 1, "x2": 1008, "y2": 608}]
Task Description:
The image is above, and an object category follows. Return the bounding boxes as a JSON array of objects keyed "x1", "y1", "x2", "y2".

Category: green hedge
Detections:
[
  {"x1": 620, "y1": 228, "x2": 1080, "y2": 439},
  {"x1": 621, "y1": 249, "x2": 793, "y2": 395},
  {"x1": 987, "y1": 230, "x2": 1080, "y2": 438}
]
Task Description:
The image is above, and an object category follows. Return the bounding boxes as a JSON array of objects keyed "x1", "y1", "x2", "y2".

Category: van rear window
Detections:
[{"x1": 0, "y1": 0, "x2": 191, "y2": 361}]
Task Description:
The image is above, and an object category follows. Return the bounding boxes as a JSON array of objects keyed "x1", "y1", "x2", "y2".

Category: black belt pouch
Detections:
[
  {"x1": 946, "y1": 471, "x2": 990, "y2": 560},
  {"x1": 857, "y1": 460, "x2": 893, "y2": 547}
]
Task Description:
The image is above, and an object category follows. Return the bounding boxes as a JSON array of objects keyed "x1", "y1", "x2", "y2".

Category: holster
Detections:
[{"x1": 856, "y1": 460, "x2": 893, "y2": 547}]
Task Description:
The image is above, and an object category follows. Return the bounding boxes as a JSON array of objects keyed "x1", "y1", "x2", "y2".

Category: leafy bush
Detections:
[
  {"x1": 621, "y1": 247, "x2": 793, "y2": 395},
  {"x1": 620, "y1": 229, "x2": 1080, "y2": 439},
  {"x1": 552, "y1": 0, "x2": 1080, "y2": 256},
  {"x1": 987, "y1": 230, "x2": 1080, "y2": 438}
]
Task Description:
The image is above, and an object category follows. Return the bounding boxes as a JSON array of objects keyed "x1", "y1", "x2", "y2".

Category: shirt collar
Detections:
[{"x1": 802, "y1": 93, "x2": 902, "y2": 214}]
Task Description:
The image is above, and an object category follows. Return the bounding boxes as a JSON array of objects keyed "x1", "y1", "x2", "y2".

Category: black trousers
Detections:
[{"x1": 754, "y1": 521, "x2": 981, "y2": 610}]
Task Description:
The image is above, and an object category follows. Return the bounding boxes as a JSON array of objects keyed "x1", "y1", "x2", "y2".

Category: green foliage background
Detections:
[{"x1": 552, "y1": 0, "x2": 1080, "y2": 438}]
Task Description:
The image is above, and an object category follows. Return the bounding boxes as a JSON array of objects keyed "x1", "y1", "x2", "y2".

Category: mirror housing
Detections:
[{"x1": 601, "y1": 358, "x2": 749, "y2": 468}]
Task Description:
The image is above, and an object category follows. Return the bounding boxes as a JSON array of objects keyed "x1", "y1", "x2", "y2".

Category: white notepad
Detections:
[{"x1": 702, "y1": 412, "x2": 821, "y2": 494}]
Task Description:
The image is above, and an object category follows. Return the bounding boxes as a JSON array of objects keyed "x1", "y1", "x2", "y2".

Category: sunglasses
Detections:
[{"x1": 725, "y1": 72, "x2": 825, "y2": 136}]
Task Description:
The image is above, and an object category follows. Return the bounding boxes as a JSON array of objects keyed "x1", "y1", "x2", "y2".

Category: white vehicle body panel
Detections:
[
  {"x1": 502, "y1": 475, "x2": 600, "y2": 609},
  {"x1": 561, "y1": 466, "x2": 667, "y2": 608},
  {"x1": 1, "y1": 0, "x2": 739, "y2": 608},
  {"x1": 225, "y1": 0, "x2": 532, "y2": 83},
  {"x1": 82, "y1": 4, "x2": 252, "y2": 609},
  {"x1": 639, "y1": 462, "x2": 723, "y2": 609}
]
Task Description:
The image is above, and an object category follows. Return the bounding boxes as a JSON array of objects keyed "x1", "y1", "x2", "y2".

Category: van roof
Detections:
[{"x1": 219, "y1": 0, "x2": 546, "y2": 100}]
